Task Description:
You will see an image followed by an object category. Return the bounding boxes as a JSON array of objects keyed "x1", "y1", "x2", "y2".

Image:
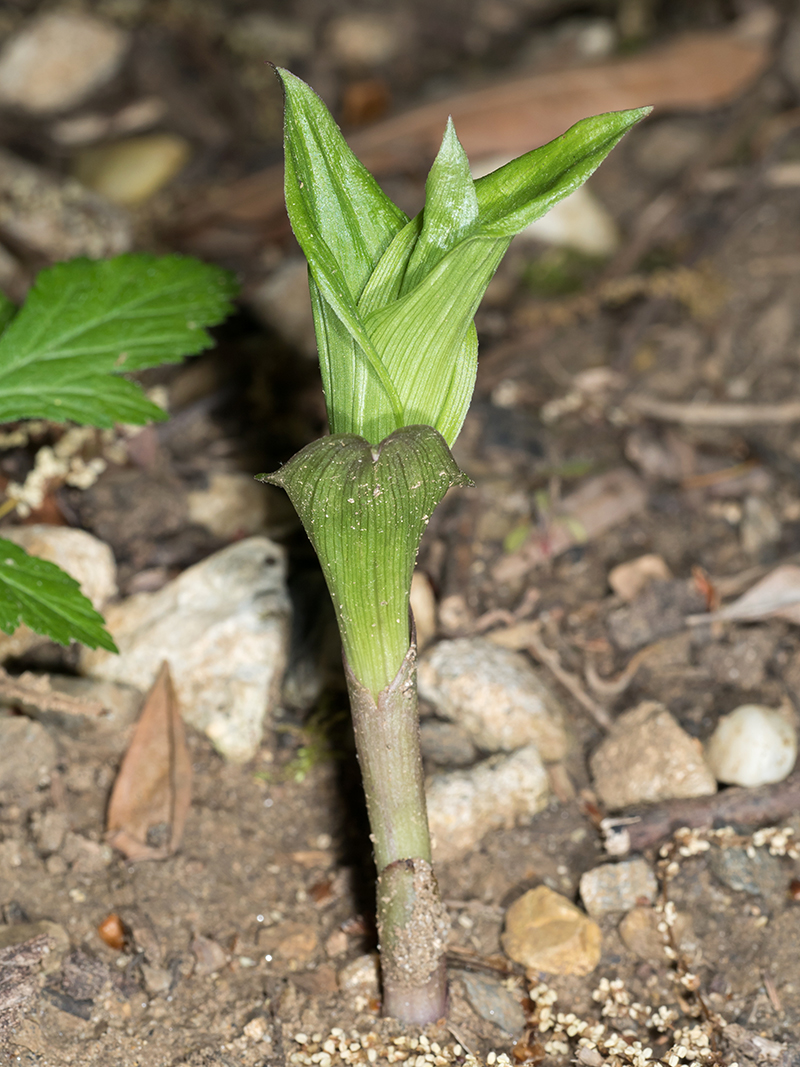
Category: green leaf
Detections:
[
  {"x1": 401, "y1": 117, "x2": 478, "y2": 294},
  {"x1": 0, "y1": 537, "x2": 117, "y2": 651},
  {"x1": 474, "y1": 107, "x2": 652, "y2": 236},
  {"x1": 279, "y1": 68, "x2": 407, "y2": 429},
  {"x1": 0, "y1": 292, "x2": 16, "y2": 336},
  {"x1": 0, "y1": 254, "x2": 237, "y2": 427},
  {"x1": 259, "y1": 425, "x2": 470, "y2": 694}
]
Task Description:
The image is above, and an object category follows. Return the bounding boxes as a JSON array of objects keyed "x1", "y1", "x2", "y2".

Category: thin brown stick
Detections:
[
  {"x1": 601, "y1": 770, "x2": 800, "y2": 855},
  {"x1": 523, "y1": 624, "x2": 612, "y2": 731},
  {"x1": 626, "y1": 394, "x2": 800, "y2": 426}
]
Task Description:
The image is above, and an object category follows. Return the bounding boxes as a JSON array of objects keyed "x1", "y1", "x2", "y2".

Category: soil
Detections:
[{"x1": 2, "y1": 1, "x2": 800, "y2": 1065}]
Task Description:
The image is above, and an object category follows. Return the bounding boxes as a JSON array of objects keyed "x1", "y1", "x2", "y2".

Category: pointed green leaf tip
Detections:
[
  {"x1": 277, "y1": 66, "x2": 649, "y2": 447},
  {"x1": 258, "y1": 426, "x2": 470, "y2": 695}
]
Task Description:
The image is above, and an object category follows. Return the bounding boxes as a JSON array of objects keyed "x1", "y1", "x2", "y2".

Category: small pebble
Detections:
[
  {"x1": 590, "y1": 701, "x2": 717, "y2": 809},
  {"x1": 73, "y1": 133, "x2": 191, "y2": 206},
  {"x1": 338, "y1": 952, "x2": 380, "y2": 994},
  {"x1": 579, "y1": 857, "x2": 657, "y2": 918},
  {"x1": 502, "y1": 886, "x2": 601, "y2": 976},
  {"x1": 426, "y1": 744, "x2": 549, "y2": 863},
  {"x1": 705, "y1": 705, "x2": 797, "y2": 787},
  {"x1": 608, "y1": 554, "x2": 671, "y2": 601},
  {"x1": 418, "y1": 637, "x2": 567, "y2": 758}
]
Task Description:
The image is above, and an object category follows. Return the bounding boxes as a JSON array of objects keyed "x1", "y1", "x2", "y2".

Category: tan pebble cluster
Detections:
[{"x1": 288, "y1": 1029, "x2": 509, "y2": 1066}]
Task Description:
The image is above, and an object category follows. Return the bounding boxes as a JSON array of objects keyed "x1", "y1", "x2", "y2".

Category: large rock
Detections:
[
  {"x1": 426, "y1": 744, "x2": 549, "y2": 863},
  {"x1": 418, "y1": 637, "x2": 568, "y2": 759},
  {"x1": 590, "y1": 701, "x2": 717, "y2": 810},
  {"x1": 0, "y1": 13, "x2": 128, "y2": 115},
  {"x1": 81, "y1": 538, "x2": 290, "y2": 762},
  {"x1": 0, "y1": 525, "x2": 118, "y2": 661}
]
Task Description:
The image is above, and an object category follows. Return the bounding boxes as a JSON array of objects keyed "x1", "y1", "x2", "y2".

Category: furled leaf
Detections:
[
  {"x1": 259, "y1": 426, "x2": 471, "y2": 694},
  {"x1": 0, "y1": 254, "x2": 237, "y2": 427},
  {"x1": 106, "y1": 662, "x2": 192, "y2": 861},
  {"x1": 278, "y1": 67, "x2": 649, "y2": 447},
  {"x1": 0, "y1": 537, "x2": 117, "y2": 651}
]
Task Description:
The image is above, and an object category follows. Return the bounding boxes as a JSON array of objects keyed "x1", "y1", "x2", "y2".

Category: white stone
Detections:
[
  {"x1": 579, "y1": 858, "x2": 658, "y2": 918},
  {"x1": 0, "y1": 13, "x2": 128, "y2": 115},
  {"x1": 81, "y1": 538, "x2": 290, "y2": 762},
  {"x1": 0, "y1": 525, "x2": 118, "y2": 661},
  {"x1": 705, "y1": 704, "x2": 797, "y2": 787},
  {"x1": 418, "y1": 637, "x2": 567, "y2": 759},
  {"x1": 186, "y1": 472, "x2": 271, "y2": 540},
  {"x1": 426, "y1": 744, "x2": 549, "y2": 863}
]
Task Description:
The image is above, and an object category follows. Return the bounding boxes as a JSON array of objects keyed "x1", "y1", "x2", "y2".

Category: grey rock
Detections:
[
  {"x1": 590, "y1": 701, "x2": 717, "y2": 809},
  {"x1": 0, "y1": 716, "x2": 57, "y2": 791},
  {"x1": 741, "y1": 495, "x2": 781, "y2": 559},
  {"x1": 461, "y1": 972, "x2": 526, "y2": 1035},
  {"x1": 426, "y1": 744, "x2": 549, "y2": 863},
  {"x1": 420, "y1": 719, "x2": 477, "y2": 767},
  {"x1": 0, "y1": 13, "x2": 128, "y2": 115},
  {"x1": 30, "y1": 810, "x2": 68, "y2": 855},
  {"x1": 45, "y1": 676, "x2": 143, "y2": 754},
  {"x1": 186, "y1": 472, "x2": 272, "y2": 540},
  {"x1": 699, "y1": 631, "x2": 773, "y2": 690},
  {"x1": 0, "y1": 148, "x2": 131, "y2": 262},
  {"x1": 579, "y1": 858, "x2": 657, "y2": 918},
  {"x1": 141, "y1": 963, "x2": 171, "y2": 995},
  {"x1": 418, "y1": 637, "x2": 567, "y2": 759},
  {"x1": 709, "y1": 846, "x2": 788, "y2": 899},
  {"x1": 81, "y1": 538, "x2": 290, "y2": 762}
]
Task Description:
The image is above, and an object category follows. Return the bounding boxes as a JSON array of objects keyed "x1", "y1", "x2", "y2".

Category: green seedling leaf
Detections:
[
  {"x1": 278, "y1": 68, "x2": 649, "y2": 448},
  {"x1": 259, "y1": 425, "x2": 470, "y2": 695},
  {"x1": 0, "y1": 537, "x2": 117, "y2": 651},
  {"x1": 0, "y1": 254, "x2": 237, "y2": 427}
]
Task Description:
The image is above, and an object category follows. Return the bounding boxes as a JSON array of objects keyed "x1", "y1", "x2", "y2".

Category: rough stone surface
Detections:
[
  {"x1": 0, "y1": 716, "x2": 57, "y2": 791},
  {"x1": 426, "y1": 744, "x2": 549, "y2": 864},
  {"x1": 618, "y1": 906, "x2": 695, "y2": 965},
  {"x1": 579, "y1": 858, "x2": 658, "y2": 918},
  {"x1": 461, "y1": 973, "x2": 526, "y2": 1035},
  {"x1": 0, "y1": 525, "x2": 118, "y2": 661},
  {"x1": 0, "y1": 148, "x2": 131, "y2": 261},
  {"x1": 337, "y1": 952, "x2": 380, "y2": 994},
  {"x1": 502, "y1": 886, "x2": 602, "y2": 977},
  {"x1": 705, "y1": 705, "x2": 797, "y2": 787},
  {"x1": 419, "y1": 719, "x2": 477, "y2": 767},
  {"x1": 81, "y1": 537, "x2": 290, "y2": 762},
  {"x1": 590, "y1": 701, "x2": 717, "y2": 810},
  {"x1": 418, "y1": 637, "x2": 568, "y2": 759},
  {"x1": 0, "y1": 13, "x2": 128, "y2": 115},
  {"x1": 608, "y1": 580, "x2": 706, "y2": 651},
  {"x1": 708, "y1": 846, "x2": 788, "y2": 899}
]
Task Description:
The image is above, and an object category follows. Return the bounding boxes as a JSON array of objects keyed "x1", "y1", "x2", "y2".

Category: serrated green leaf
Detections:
[
  {"x1": 0, "y1": 292, "x2": 15, "y2": 336},
  {"x1": 0, "y1": 254, "x2": 237, "y2": 427},
  {"x1": 259, "y1": 425, "x2": 470, "y2": 694},
  {"x1": 0, "y1": 537, "x2": 117, "y2": 651}
]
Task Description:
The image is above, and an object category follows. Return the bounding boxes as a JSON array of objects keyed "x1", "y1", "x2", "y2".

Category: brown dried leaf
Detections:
[
  {"x1": 106, "y1": 662, "x2": 191, "y2": 861},
  {"x1": 186, "y1": 29, "x2": 769, "y2": 230},
  {"x1": 690, "y1": 564, "x2": 800, "y2": 625}
]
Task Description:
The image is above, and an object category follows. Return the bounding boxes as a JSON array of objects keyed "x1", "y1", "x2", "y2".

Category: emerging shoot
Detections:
[{"x1": 262, "y1": 68, "x2": 649, "y2": 1023}]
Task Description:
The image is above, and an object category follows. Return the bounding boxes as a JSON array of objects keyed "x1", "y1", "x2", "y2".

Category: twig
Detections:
[
  {"x1": 0, "y1": 667, "x2": 105, "y2": 717},
  {"x1": 601, "y1": 770, "x2": 800, "y2": 855},
  {"x1": 523, "y1": 623, "x2": 612, "y2": 731},
  {"x1": 626, "y1": 394, "x2": 800, "y2": 426}
]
